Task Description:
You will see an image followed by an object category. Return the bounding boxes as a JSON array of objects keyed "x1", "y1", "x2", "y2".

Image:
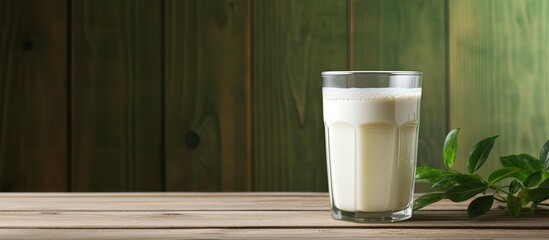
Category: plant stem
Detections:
[
  {"x1": 492, "y1": 194, "x2": 506, "y2": 203},
  {"x1": 489, "y1": 185, "x2": 511, "y2": 195}
]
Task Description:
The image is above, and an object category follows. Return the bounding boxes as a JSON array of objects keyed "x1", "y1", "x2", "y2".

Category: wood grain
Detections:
[
  {"x1": 351, "y1": 0, "x2": 448, "y2": 169},
  {"x1": 254, "y1": 0, "x2": 347, "y2": 191},
  {"x1": 449, "y1": 0, "x2": 549, "y2": 177},
  {"x1": 0, "y1": 193, "x2": 548, "y2": 239},
  {"x1": 71, "y1": 0, "x2": 163, "y2": 191},
  {"x1": 0, "y1": 193, "x2": 503, "y2": 211},
  {"x1": 0, "y1": 205, "x2": 547, "y2": 229},
  {"x1": 1, "y1": 229, "x2": 548, "y2": 239},
  {"x1": 0, "y1": 192, "x2": 331, "y2": 211},
  {"x1": 164, "y1": 0, "x2": 251, "y2": 191},
  {"x1": 0, "y1": 0, "x2": 67, "y2": 191},
  {"x1": 4, "y1": 0, "x2": 549, "y2": 193}
]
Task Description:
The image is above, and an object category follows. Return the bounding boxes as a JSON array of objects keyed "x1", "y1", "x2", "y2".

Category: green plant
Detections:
[{"x1": 414, "y1": 128, "x2": 549, "y2": 218}]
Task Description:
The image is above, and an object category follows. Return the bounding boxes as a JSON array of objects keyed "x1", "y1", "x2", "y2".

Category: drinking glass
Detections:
[{"x1": 322, "y1": 71, "x2": 422, "y2": 222}]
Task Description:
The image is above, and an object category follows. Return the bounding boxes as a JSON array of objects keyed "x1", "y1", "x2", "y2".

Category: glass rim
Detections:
[{"x1": 322, "y1": 71, "x2": 422, "y2": 77}]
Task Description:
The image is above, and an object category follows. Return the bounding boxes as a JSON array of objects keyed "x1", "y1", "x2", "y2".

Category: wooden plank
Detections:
[
  {"x1": 0, "y1": 192, "x2": 328, "y2": 197},
  {"x1": 0, "y1": 193, "x2": 331, "y2": 211},
  {"x1": 0, "y1": 0, "x2": 67, "y2": 191},
  {"x1": 1, "y1": 229, "x2": 548, "y2": 239},
  {"x1": 351, "y1": 0, "x2": 448, "y2": 169},
  {"x1": 0, "y1": 209, "x2": 548, "y2": 229},
  {"x1": 254, "y1": 0, "x2": 347, "y2": 191},
  {"x1": 71, "y1": 0, "x2": 163, "y2": 191},
  {"x1": 0, "y1": 193, "x2": 548, "y2": 238},
  {"x1": 449, "y1": 1, "x2": 549, "y2": 177},
  {"x1": 0, "y1": 193, "x2": 529, "y2": 212},
  {"x1": 164, "y1": 0, "x2": 251, "y2": 191}
]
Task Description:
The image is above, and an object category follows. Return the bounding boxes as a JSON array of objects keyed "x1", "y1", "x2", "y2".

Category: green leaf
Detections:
[
  {"x1": 468, "y1": 136, "x2": 499, "y2": 174},
  {"x1": 413, "y1": 193, "x2": 444, "y2": 211},
  {"x1": 509, "y1": 180, "x2": 521, "y2": 194},
  {"x1": 518, "y1": 190, "x2": 530, "y2": 207},
  {"x1": 451, "y1": 174, "x2": 484, "y2": 186},
  {"x1": 415, "y1": 129, "x2": 549, "y2": 218},
  {"x1": 415, "y1": 167, "x2": 452, "y2": 184},
  {"x1": 487, "y1": 167, "x2": 524, "y2": 186},
  {"x1": 428, "y1": 173, "x2": 477, "y2": 191},
  {"x1": 430, "y1": 177, "x2": 457, "y2": 191},
  {"x1": 507, "y1": 194, "x2": 522, "y2": 217},
  {"x1": 467, "y1": 196, "x2": 494, "y2": 219},
  {"x1": 523, "y1": 171, "x2": 542, "y2": 188},
  {"x1": 443, "y1": 128, "x2": 461, "y2": 170},
  {"x1": 540, "y1": 139, "x2": 549, "y2": 171},
  {"x1": 526, "y1": 188, "x2": 549, "y2": 202},
  {"x1": 444, "y1": 183, "x2": 487, "y2": 202},
  {"x1": 539, "y1": 177, "x2": 549, "y2": 188},
  {"x1": 500, "y1": 154, "x2": 541, "y2": 174}
]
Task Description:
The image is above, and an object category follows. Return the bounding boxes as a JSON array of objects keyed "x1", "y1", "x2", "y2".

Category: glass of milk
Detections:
[{"x1": 322, "y1": 71, "x2": 422, "y2": 222}]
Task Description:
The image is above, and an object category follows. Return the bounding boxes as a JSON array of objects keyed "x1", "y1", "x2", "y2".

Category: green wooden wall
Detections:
[
  {"x1": 0, "y1": 0, "x2": 548, "y2": 192},
  {"x1": 449, "y1": 0, "x2": 549, "y2": 178}
]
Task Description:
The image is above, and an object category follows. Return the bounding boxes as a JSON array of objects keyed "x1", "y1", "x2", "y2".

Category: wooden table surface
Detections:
[{"x1": 0, "y1": 192, "x2": 548, "y2": 239}]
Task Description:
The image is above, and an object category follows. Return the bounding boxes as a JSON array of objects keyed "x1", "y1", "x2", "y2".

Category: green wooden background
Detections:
[{"x1": 1, "y1": 0, "x2": 548, "y2": 192}]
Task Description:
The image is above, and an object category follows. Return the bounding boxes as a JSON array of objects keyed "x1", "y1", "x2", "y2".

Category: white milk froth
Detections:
[
  {"x1": 323, "y1": 87, "x2": 421, "y2": 101},
  {"x1": 323, "y1": 87, "x2": 421, "y2": 212}
]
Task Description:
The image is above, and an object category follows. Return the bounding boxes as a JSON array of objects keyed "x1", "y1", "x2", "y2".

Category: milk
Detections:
[{"x1": 323, "y1": 87, "x2": 421, "y2": 212}]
